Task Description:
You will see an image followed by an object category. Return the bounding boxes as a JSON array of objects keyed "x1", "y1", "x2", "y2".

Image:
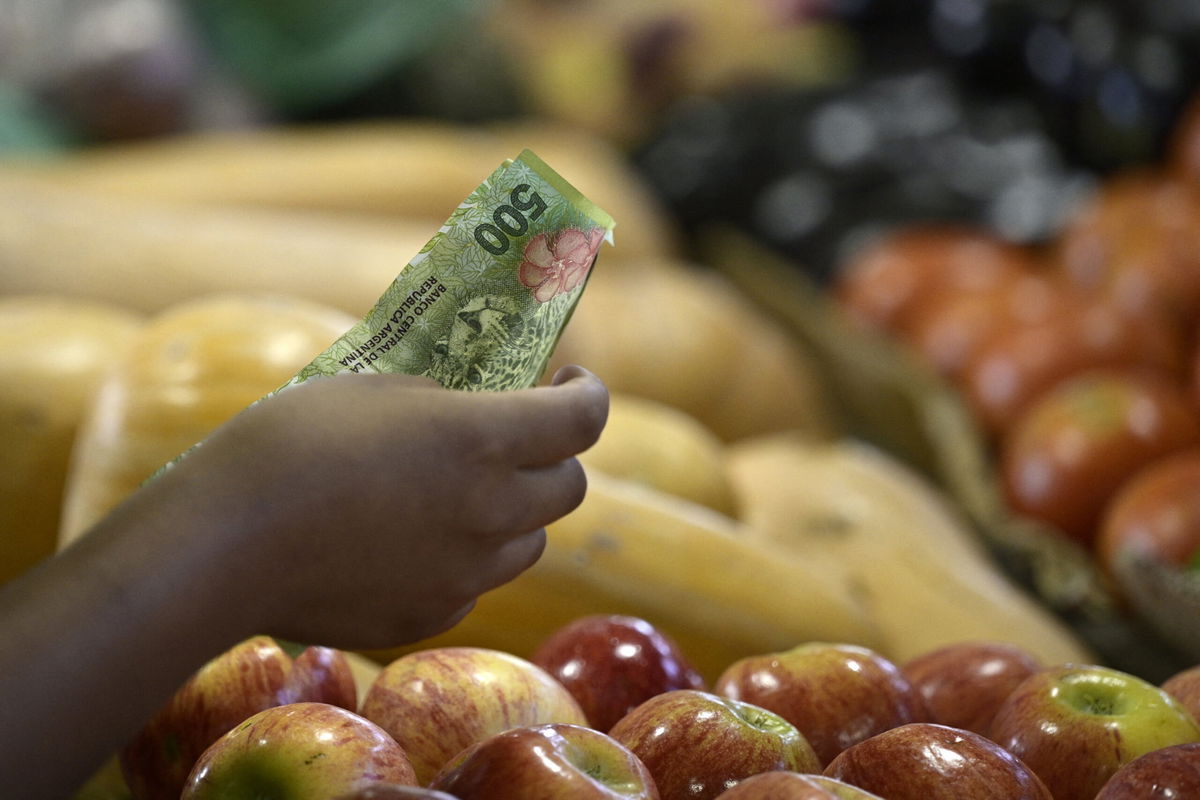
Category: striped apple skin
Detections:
[
  {"x1": 609, "y1": 689, "x2": 821, "y2": 800},
  {"x1": 360, "y1": 647, "x2": 587, "y2": 784}
]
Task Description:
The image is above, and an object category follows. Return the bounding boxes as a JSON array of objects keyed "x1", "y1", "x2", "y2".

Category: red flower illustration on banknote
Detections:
[{"x1": 518, "y1": 227, "x2": 604, "y2": 303}]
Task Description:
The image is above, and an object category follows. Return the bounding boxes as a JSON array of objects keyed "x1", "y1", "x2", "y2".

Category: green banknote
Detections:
[
  {"x1": 281, "y1": 148, "x2": 615, "y2": 393},
  {"x1": 150, "y1": 150, "x2": 612, "y2": 482}
]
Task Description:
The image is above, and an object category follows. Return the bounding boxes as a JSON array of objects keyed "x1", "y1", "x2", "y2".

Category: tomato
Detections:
[
  {"x1": 1055, "y1": 171, "x2": 1200, "y2": 325},
  {"x1": 959, "y1": 296, "x2": 1187, "y2": 438},
  {"x1": 1097, "y1": 449, "x2": 1200, "y2": 577},
  {"x1": 1000, "y1": 370, "x2": 1200, "y2": 547},
  {"x1": 833, "y1": 224, "x2": 1036, "y2": 334},
  {"x1": 899, "y1": 271, "x2": 1064, "y2": 381}
]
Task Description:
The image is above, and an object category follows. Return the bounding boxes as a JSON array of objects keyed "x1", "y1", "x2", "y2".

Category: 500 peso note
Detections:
[
  {"x1": 149, "y1": 149, "x2": 613, "y2": 482},
  {"x1": 282, "y1": 148, "x2": 615, "y2": 393}
]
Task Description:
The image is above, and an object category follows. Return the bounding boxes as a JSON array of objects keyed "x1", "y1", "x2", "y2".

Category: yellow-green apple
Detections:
[
  {"x1": 530, "y1": 614, "x2": 706, "y2": 732},
  {"x1": 181, "y1": 702, "x2": 416, "y2": 799},
  {"x1": 359, "y1": 646, "x2": 587, "y2": 785},
  {"x1": 607, "y1": 689, "x2": 820, "y2": 800},
  {"x1": 428, "y1": 722, "x2": 658, "y2": 799},
  {"x1": 823, "y1": 723, "x2": 1051, "y2": 799},
  {"x1": 900, "y1": 641, "x2": 1041, "y2": 735},
  {"x1": 121, "y1": 635, "x2": 357, "y2": 799},
  {"x1": 1163, "y1": 664, "x2": 1200, "y2": 722},
  {"x1": 1094, "y1": 742, "x2": 1200, "y2": 798},
  {"x1": 988, "y1": 664, "x2": 1200, "y2": 800},
  {"x1": 713, "y1": 642, "x2": 926, "y2": 765},
  {"x1": 712, "y1": 771, "x2": 884, "y2": 798}
]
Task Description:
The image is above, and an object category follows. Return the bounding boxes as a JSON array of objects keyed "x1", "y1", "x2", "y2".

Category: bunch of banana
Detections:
[{"x1": 726, "y1": 431, "x2": 1094, "y2": 667}]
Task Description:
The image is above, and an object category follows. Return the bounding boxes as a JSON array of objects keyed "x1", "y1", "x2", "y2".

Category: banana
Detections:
[
  {"x1": 362, "y1": 470, "x2": 884, "y2": 682},
  {"x1": 726, "y1": 432, "x2": 1094, "y2": 667}
]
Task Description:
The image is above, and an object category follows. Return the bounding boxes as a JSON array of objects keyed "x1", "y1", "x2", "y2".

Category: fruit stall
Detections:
[{"x1": 2, "y1": 1, "x2": 1200, "y2": 798}]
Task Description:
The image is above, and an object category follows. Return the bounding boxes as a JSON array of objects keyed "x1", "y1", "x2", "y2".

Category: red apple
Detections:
[
  {"x1": 359, "y1": 646, "x2": 587, "y2": 785},
  {"x1": 713, "y1": 642, "x2": 926, "y2": 765},
  {"x1": 334, "y1": 786, "x2": 461, "y2": 799},
  {"x1": 121, "y1": 635, "x2": 356, "y2": 799},
  {"x1": 428, "y1": 722, "x2": 658, "y2": 799},
  {"x1": 181, "y1": 702, "x2": 416, "y2": 799},
  {"x1": 608, "y1": 688, "x2": 821, "y2": 800},
  {"x1": 823, "y1": 723, "x2": 1051, "y2": 799},
  {"x1": 1163, "y1": 664, "x2": 1200, "y2": 722},
  {"x1": 712, "y1": 771, "x2": 884, "y2": 798},
  {"x1": 988, "y1": 663, "x2": 1200, "y2": 800},
  {"x1": 531, "y1": 614, "x2": 706, "y2": 732},
  {"x1": 900, "y1": 641, "x2": 1041, "y2": 735},
  {"x1": 1094, "y1": 741, "x2": 1200, "y2": 798}
]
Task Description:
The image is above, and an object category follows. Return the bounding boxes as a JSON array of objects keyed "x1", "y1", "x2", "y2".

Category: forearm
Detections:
[{"x1": 0, "y1": 465, "x2": 259, "y2": 797}]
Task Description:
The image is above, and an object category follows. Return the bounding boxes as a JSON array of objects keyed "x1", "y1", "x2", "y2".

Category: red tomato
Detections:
[
  {"x1": 1000, "y1": 370, "x2": 1200, "y2": 547},
  {"x1": 959, "y1": 296, "x2": 1187, "y2": 438},
  {"x1": 1055, "y1": 171, "x2": 1200, "y2": 325},
  {"x1": 834, "y1": 224, "x2": 1036, "y2": 333},
  {"x1": 1097, "y1": 449, "x2": 1200, "y2": 577},
  {"x1": 900, "y1": 271, "x2": 1064, "y2": 381}
]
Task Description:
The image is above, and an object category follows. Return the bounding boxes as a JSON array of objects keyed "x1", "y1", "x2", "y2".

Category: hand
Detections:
[{"x1": 161, "y1": 364, "x2": 609, "y2": 649}]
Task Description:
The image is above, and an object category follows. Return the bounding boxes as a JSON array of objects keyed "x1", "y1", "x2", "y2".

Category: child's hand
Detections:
[{"x1": 167, "y1": 364, "x2": 609, "y2": 650}]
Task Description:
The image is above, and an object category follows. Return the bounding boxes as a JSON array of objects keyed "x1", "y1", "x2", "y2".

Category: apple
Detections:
[
  {"x1": 608, "y1": 688, "x2": 821, "y2": 800},
  {"x1": 333, "y1": 786, "x2": 461, "y2": 800},
  {"x1": 359, "y1": 646, "x2": 587, "y2": 785},
  {"x1": 181, "y1": 702, "x2": 416, "y2": 799},
  {"x1": 823, "y1": 723, "x2": 1051, "y2": 799},
  {"x1": 988, "y1": 663, "x2": 1200, "y2": 800},
  {"x1": 1163, "y1": 664, "x2": 1200, "y2": 722},
  {"x1": 900, "y1": 641, "x2": 1041, "y2": 735},
  {"x1": 712, "y1": 771, "x2": 885, "y2": 798},
  {"x1": 530, "y1": 614, "x2": 706, "y2": 732},
  {"x1": 121, "y1": 635, "x2": 356, "y2": 799},
  {"x1": 1094, "y1": 742, "x2": 1200, "y2": 798},
  {"x1": 428, "y1": 722, "x2": 658, "y2": 799},
  {"x1": 713, "y1": 642, "x2": 926, "y2": 765}
]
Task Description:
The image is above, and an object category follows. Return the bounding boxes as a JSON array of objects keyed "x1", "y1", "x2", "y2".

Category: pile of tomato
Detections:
[{"x1": 832, "y1": 90, "x2": 1200, "y2": 601}]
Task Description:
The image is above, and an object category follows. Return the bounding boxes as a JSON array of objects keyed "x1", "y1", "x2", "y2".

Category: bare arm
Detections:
[{"x1": 0, "y1": 366, "x2": 608, "y2": 797}]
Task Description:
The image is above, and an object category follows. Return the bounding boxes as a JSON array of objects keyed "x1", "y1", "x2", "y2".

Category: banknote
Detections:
[
  {"x1": 281, "y1": 148, "x2": 615, "y2": 393},
  {"x1": 150, "y1": 149, "x2": 614, "y2": 481}
]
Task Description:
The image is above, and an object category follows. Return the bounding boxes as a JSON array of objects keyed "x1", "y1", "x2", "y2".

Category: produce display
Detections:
[
  {"x1": 3, "y1": 9, "x2": 1199, "y2": 789},
  {"x1": 88, "y1": 623, "x2": 1200, "y2": 799}
]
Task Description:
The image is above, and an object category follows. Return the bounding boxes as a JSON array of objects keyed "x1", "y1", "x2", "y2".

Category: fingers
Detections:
[
  {"x1": 508, "y1": 457, "x2": 590, "y2": 533},
  {"x1": 475, "y1": 528, "x2": 548, "y2": 593},
  {"x1": 485, "y1": 367, "x2": 609, "y2": 467}
]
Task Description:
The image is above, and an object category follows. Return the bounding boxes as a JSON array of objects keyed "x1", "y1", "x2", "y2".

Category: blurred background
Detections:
[{"x1": 4, "y1": 0, "x2": 1199, "y2": 280}]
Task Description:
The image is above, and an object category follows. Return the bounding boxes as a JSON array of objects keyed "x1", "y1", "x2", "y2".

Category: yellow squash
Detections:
[
  {"x1": 547, "y1": 258, "x2": 837, "y2": 443},
  {"x1": 727, "y1": 432, "x2": 1094, "y2": 666},
  {"x1": 364, "y1": 470, "x2": 883, "y2": 682},
  {"x1": 10, "y1": 120, "x2": 680, "y2": 264},
  {"x1": 0, "y1": 173, "x2": 435, "y2": 318},
  {"x1": 58, "y1": 294, "x2": 354, "y2": 547},
  {"x1": 0, "y1": 296, "x2": 143, "y2": 585},
  {"x1": 577, "y1": 391, "x2": 739, "y2": 517}
]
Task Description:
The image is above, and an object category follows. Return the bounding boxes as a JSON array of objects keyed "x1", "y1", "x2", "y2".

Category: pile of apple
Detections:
[{"x1": 112, "y1": 614, "x2": 1200, "y2": 800}]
